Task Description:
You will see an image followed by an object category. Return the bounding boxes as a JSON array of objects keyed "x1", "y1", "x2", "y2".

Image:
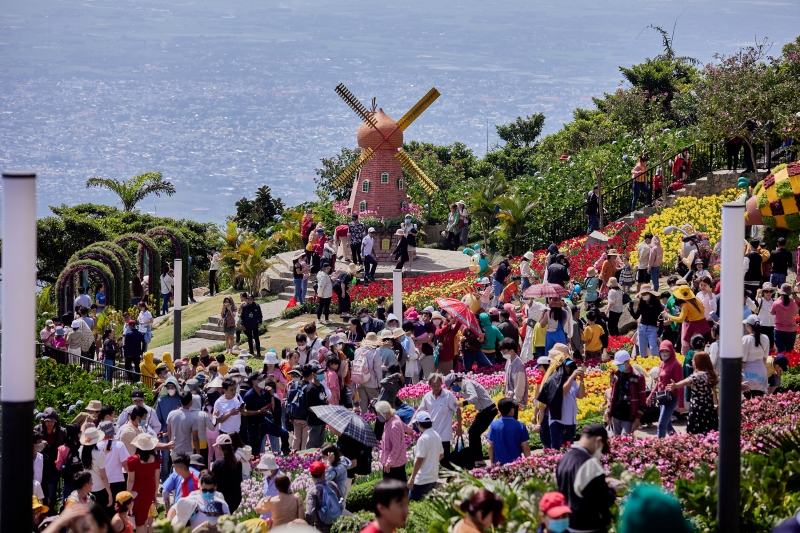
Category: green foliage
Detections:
[
  {"x1": 763, "y1": 216, "x2": 777, "y2": 229},
  {"x1": 36, "y1": 286, "x2": 59, "y2": 337},
  {"x1": 494, "y1": 194, "x2": 538, "y2": 254},
  {"x1": 147, "y1": 225, "x2": 191, "y2": 306},
  {"x1": 280, "y1": 301, "x2": 318, "y2": 319},
  {"x1": 345, "y1": 477, "x2": 380, "y2": 513},
  {"x1": 35, "y1": 358, "x2": 153, "y2": 422},
  {"x1": 56, "y1": 259, "x2": 116, "y2": 316},
  {"x1": 757, "y1": 192, "x2": 769, "y2": 209},
  {"x1": 777, "y1": 178, "x2": 795, "y2": 199},
  {"x1": 779, "y1": 372, "x2": 800, "y2": 391},
  {"x1": 773, "y1": 163, "x2": 789, "y2": 174},
  {"x1": 315, "y1": 146, "x2": 362, "y2": 202},
  {"x1": 496, "y1": 114, "x2": 546, "y2": 148},
  {"x1": 86, "y1": 171, "x2": 176, "y2": 212},
  {"x1": 332, "y1": 511, "x2": 375, "y2": 533},
  {"x1": 232, "y1": 185, "x2": 286, "y2": 236},
  {"x1": 535, "y1": 108, "x2": 625, "y2": 164},
  {"x1": 68, "y1": 243, "x2": 131, "y2": 310}
]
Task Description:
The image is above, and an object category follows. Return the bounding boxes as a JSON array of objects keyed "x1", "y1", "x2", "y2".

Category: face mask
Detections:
[
  {"x1": 201, "y1": 491, "x2": 214, "y2": 501},
  {"x1": 37, "y1": 442, "x2": 45, "y2": 452},
  {"x1": 593, "y1": 446, "x2": 603, "y2": 460},
  {"x1": 334, "y1": 343, "x2": 343, "y2": 350},
  {"x1": 361, "y1": 317, "x2": 369, "y2": 323},
  {"x1": 659, "y1": 351, "x2": 670, "y2": 361},
  {"x1": 208, "y1": 517, "x2": 219, "y2": 526},
  {"x1": 642, "y1": 295, "x2": 651, "y2": 301},
  {"x1": 190, "y1": 512, "x2": 198, "y2": 520},
  {"x1": 451, "y1": 385, "x2": 461, "y2": 393},
  {"x1": 405, "y1": 218, "x2": 411, "y2": 222},
  {"x1": 298, "y1": 345, "x2": 306, "y2": 351},
  {"x1": 139, "y1": 419, "x2": 147, "y2": 427},
  {"x1": 433, "y1": 320, "x2": 442, "y2": 326},
  {"x1": 548, "y1": 518, "x2": 570, "y2": 533},
  {"x1": 167, "y1": 389, "x2": 177, "y2": 397},
  {"x1": 316, "y1": 374, "x2": 325, "y2": 381},
  {"x1": 257, "y1": 380, "x2": 266, "y2": 390},
  {"x1": 292, "y1": 377, "x2": 301, "y2": 383},
  {"x1": 616, "y1": 364, "x2": 626, "y2": 372}
]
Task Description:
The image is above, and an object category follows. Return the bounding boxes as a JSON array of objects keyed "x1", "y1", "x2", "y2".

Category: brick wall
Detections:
[{"x1": 348, "y1": 150, "x2": 410, "y2": 220}]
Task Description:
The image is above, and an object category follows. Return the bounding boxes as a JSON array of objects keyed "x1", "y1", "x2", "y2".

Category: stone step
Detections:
[
  {"x1": 269, "y1": 262, "x2": 292, "y2": 279},
  {"x1": 194, "y1": 330, "x2": 226, "y2": 341},
  {"x1": 201, "y1": 322, "x2": 224, "y2": 332},
  {"x1": 207, "y1": 315, "x2": 221, "y2": 325},
  {"x1": 278, "y1": 292, "x2": 296, "y2": 301}
]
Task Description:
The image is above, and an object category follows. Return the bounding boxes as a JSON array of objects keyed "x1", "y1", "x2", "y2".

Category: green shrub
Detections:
[
  {"x1": 332, "y1": 511, "x2": 374, "y2": 533},
  {"x1": 346, "y1": 478, "x2": 379, "y2": 513},
  {"x1": 776, "y1": 178, "x2": 795, "y2": 199},
  {"x1": 773, "y1": 163, "x2": 788, "y2": 174},
  {"x1": 763, "y1": 215, "x2": 777, "y2": 229},
  {"x1": 280, "y1": 302, "x2": 316, "y2": 319},
  {"x1": 757, "y1": 192, "x2": 769, "y2": 209},
  {"x1": 778, "y1": 373, "x2": 800, "y2": 392}
]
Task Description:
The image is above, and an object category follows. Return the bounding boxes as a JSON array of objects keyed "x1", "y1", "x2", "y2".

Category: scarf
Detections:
[{"x1": 180, "y1": 472, "x2": 199, "y2": 497}]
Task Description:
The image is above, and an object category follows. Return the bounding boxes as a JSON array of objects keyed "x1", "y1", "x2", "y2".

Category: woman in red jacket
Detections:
[{"x1": 647, "y1": 340, "x2": 685, "y2": 438}]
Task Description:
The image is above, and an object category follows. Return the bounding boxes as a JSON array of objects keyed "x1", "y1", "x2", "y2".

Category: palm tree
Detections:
[
  {"x1": 86, "y1": 172, "x2": 176, "y2": 212},
  {"x1": 495, "y1": 194, "x2": 538, "y2": 255},
  {"x1": 269, "y1": 208, "x2": 305, "y2": 251},
  {"x1": 225, "y1": 235, "x2": 275, "y2": 295},
  {"x1": 467, "y1": 173, "x2": 508, "y2": 248}
]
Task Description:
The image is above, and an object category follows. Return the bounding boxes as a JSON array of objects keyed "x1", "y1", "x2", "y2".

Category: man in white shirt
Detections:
[
  {"x1": 167, "y1": 472, "x2": 230, "y2": 529},
  {"x1": 362, "y1": 227, "x2": 378, "y2": 284},
  {"x1": 414, "y1": 373, "x2": 461, "y2": 465},
  {"x1": 207, "y1": 246, "x2": 220, "y2": 296},
  {"x1": 74, "y1": 286, "x2": 91, "y2": 312},
  {"x1": 117, "y1": 389, "x2": 161, "y2": 435},
  {"x1": 213, "y1": 378, "x2": 243, "y2": 434},
  {"x1": 160, "y1": 269, "x2": 174, "y2": 317},
  {"x1": 408, "y1": 411, "x2": 443, "y2": 500},
  {"x1": 636, "y1": 233, "x2": 652, "y2": 293}
]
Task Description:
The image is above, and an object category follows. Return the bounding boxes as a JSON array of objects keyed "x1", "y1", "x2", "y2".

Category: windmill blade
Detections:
[
  {"x1": 396, "y1": 88, "x2": 440, "y2": 131},
  {"x1": 394, "y1": 150, "x2": 439, "y2": 195},
  {"x1": 335, "y1": 83, "x2": 377, "y2": 128},
  {"x1": 332, "y1": 148, "x2": 376, "y2": 188}
]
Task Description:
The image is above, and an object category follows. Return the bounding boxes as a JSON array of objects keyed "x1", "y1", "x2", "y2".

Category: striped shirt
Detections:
[{"x1": 461, "y1": 379, "x2": 496, "y2": 412}]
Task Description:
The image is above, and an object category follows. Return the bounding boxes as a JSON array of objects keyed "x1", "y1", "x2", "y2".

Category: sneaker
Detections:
[
  {"x1": 232, "y1": 344, "x2": 239, "y2": 351},
  {"x1": 325, "y1": 320, "x2": 333, "y2": 325}
]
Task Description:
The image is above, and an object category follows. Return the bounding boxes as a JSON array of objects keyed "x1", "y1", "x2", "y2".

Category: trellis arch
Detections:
[
  {"x1": 69, "y1": 242, "x2": 132, "y2": 308},
  {"x1": 55, "y1": 260, "x2": 116, "y2": 318},
  {"x1": 147, "y1": 226, "x2": 190, "y2": 306},
  {"x1": 93, "y1": 241, "x2": 134, "y2": 306},
  {"x1": 115, "y1": 234, "x2": 161, "y2": 313}
]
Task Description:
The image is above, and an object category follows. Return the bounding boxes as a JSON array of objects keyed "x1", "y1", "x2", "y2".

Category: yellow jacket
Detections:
[
  {"x1": 669, "y1": 299, "x2": 706, "y2": 323},
  {"x1": 139, "y1": 351, "x2": 157, "y2": 387},
  {"x1": 161, "y1": 352, "x2": 175, "y2": 374}
]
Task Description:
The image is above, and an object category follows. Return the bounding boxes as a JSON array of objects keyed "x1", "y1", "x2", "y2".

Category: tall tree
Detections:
[
  {"x1": 495, "y1": 194, "x2": 538, "y2": 254},
  {"x1": 85, "y1": 171, "x2": 176, "y2": 212},
  {"x1": 314, "y1": 147, "x2": 361, "y2": 202},
  {"x1": 232, "y1": 185, "x2": 285, "y2": 235},
  {"x1": 495, "y1": 114, "x2": 546, "y2": 148}
]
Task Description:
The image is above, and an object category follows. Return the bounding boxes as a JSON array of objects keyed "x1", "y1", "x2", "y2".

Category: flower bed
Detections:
[{"x1": 349, "y1": 270, "x2": 472, "y2": 311}]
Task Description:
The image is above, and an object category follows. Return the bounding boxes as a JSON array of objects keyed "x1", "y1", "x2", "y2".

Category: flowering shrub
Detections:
[{"x1": 350, "y1": 270, "x2": 472, "y2": 310}]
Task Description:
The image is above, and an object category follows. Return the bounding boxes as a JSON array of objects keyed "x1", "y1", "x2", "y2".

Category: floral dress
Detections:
[{"x1": 687, "y1": 371, "x2": 718, "y2": 435}]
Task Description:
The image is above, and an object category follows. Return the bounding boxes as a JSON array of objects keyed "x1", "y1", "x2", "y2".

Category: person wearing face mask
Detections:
[
  {"x1": 295, "y1": 332, "x2": 318, "y2": 366},
  {"x1": 605, "y1": 351, "x2": 647, "y2": 436},
  {"x1": 359, "y1": 307, "x2": 386, "y2": 334},
  {"x1": 306, "y1": 365, "x2": 329, "y2": 448},
  {"x1": 242, "y1": 371, "x2": 271, "y2": 454},
  {"x1": 627, "y1": 286, "x2": 663, "y2": 358},
  {"x1": 175, "y1": 472, "x2": 230, "y2": 530},
  {"x1": 445, "y1": 374, "x2": 497, "y2": 465},
  {"x1": 535, "y1": 492, "x2": 572, "y2": 533},
  {"x1": 119, "y1": 406, "x2": 175, "y2": 459},
  {"x1": 647, "y1": 340, "x2": 685, "y2": 438},
  {"x1": 156, "y1": 376, "x2": 183, "y2": 481},
  {"x1": 193, "y1": 500, "x2": 225, "y2": 532},
  {"x1": 556, "y1": 424, "x2": 618, "y2": 533},
  {"x1": 166, "y1": 392, "x2": 201, "y2": 465}
]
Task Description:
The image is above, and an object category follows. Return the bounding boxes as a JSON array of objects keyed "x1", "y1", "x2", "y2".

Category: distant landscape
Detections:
[{"x1": 1, "y1": 0, "x2": 798, "y2": 223}]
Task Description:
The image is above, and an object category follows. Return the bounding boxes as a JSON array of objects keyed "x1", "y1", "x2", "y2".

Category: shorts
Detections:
[
  {"x1": 769, "y1": 374, "x2": 781, "y2": 387},
  {"x1": 636, "y1": 269, "x2": 651, "y2": 283}
]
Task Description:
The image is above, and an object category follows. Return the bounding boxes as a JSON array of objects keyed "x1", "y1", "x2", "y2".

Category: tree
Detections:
[
  {"x1": 231, "y1": 185, "x2": 285, "y2": 235},
  {"x1": 314, "y1": 147, "x2": 361, "y2": 202},
  {"x1": 495, "y1": 114, "x2": 546, "y2": 148},
  {"x1": 494, "y1": 194, "x2": 538, "y2": 254},
  {"x1": 85, "y1": 171, "x2": 176, "y2": 212},
  {"x1": 486, "y1": 114, "x2": 546, "y2": 180},
  {"x1": 467, "y1": 173, "x2": 508, "y2": 248},
  {"x1": 224, "y1": 235, "x2": 274, "y2": 296},
  {"x1": 269, "y1": 207, "x2": 305, "y2": 251}
]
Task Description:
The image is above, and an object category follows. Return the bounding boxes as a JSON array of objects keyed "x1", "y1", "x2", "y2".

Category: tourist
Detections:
[
  {"x1": 354, "y1": 333, "x2": 382, "y2": 413},
  {"x1": 497, "y1": 308, "x2": 520, "y2": 345},
  {"x1": 628, "y1": 286, "x2": 663, "y2": 358},
  {"x1": 416, "y1": 373, "x2": 461, "y2": 465},
  {"x1": 546, "y1": 254, "x2": 570, "y2": 288},
  {"x1": 97, "y1": 421, "x2": 129, "y2": 510},
  {"x1": 305, "y1": 364, "x2": 329, "y2": 448},
  {"x1": 487, "y1": 398, "x2": 531, "y2": 465},
  {"x1": 453, "y1": 489, "x2": 505, "y2": 533},
  {"x1": 95, "y1": 284, "x2": 107, "y2": 314},
  {"x1": 635, "y1": 233, "x2": 652, "y2": 293},
  {"x1": 126, "y1": 433, "x2": 162, "y2": 533},
  {"x1": 744, "y1": 239, "x2": 764, "y2": 294},
  {"x1": 503, "y1": 338, "x2": 528, "y2": 409},
  {"x1": 160, "y1": 264, "x2": 174, "y2": 316},
  {"x1": 63, "y1": 470, "x2": 94, "y2": 509},
  {"x1": 667, "y1": 285, "x2": 709, "y2": 354},
  {"x1": 374, "y1": 401, "x2": 409, "y2": 482},
  {"x1": 130, "y1": 276, "x2": 145, "y2": 307},
  {"x1": 618, "y1": 254, "x2": 634, "y2": 292},
  {"x1": 41, "y1": 319, "x2": 56, "y2": 348},
  {"x1": 240, "y1": 294, "x2": 263, "y2": 358},
  {"x1": 586, "y1": 184, "x2": 600, "y2": 234},
  {"x1": 218, "y1": 296, "x2": 237, "y2": 354},
  {"x1": 316, "y1": 261, "x2": 333, "y2": 325},
  {"x1": 664, "y1": 350, "x2": 719, "y2": 434},
  {"x1": 305, "y1": 460, "x2": 343, "y2": 532},
  {"x1": 393, "y1": 228, "x2": 410, "y2": 271},
  {"x1": 301, "y1": 208, "x2": 314, "y2": 249},
  {"x1": 648, "y1": 340, "x2": 684, "y2": 438},
  {"x1": 446, "y1": 203, "x2": 460, "y2": 251},
  {"x1": 67, "y1": 318, "x2": 94, "y2": 359},
  {"x1": 161, "y1": 452, "x2": 201, "y2": 511},
  {"x1": 649, "y1": 235, "x2": 663, "y2": 291},
  {"x1": 630, "y1": 154, "x2": 649, "y2": 212},
  {"x1": 457, "y1": 200, "x2": 469, "y2": 247},
  {"x1": 179, "y1": 472, "x2": 230, "y2": 528},
  {"x1": 213, "y1": 377, "x2": 243, "y2": 438},
  {"x1": 520, "y1": 251, "x2": 536, "y2": 292},
  {"x1": 287, "y1": 366, "x2": 310, "y2": 451},
  {"x1": 321, "y1": 444, "x2": 352, "y2": 501},
  {"x1": 193, "y1": 500, "x2": 225, "y2": 532},
  {"x1": 604, "y1": 277, "x2": 623, "y2": 335},
  {"x1": 74, "y1": 286, "x2": 92, "y2": 312},
  {"x1": 491, "y1": 256, "x2": 512, "y2": 308},
  {"x1": 542, "y1": 297, "x2": 572, "y2": 353},
  {"x1": 742, "y1": 314, "x2": 769, "y2": 398},
  {"x1": 445, "y1": 374, "x2": 497, "y2": 464},
  {"x1": 36, "y1": 407, "x2": 66, "y2": 512},
  {"x1": 348, "y1": 212, "x2": 367, "y2": 267},
  {"x1": 207, "y1": 246, "x2": 220, "y2": 296},
  {"x1": 53, "y1": 325, "x2": 67, "y2": 350},
  {"x1": 581, "y1": 310, "x2": 605, "y2": 361},
  {"x1": 407, "y1": 411, "x2": 443, "y2": 501},
  {"x1": 537, "y1": 491, "x2": 573, "y2": 533},
  {"x1": 166, "y1": 391, "x2": 200, "y2": 463},
  {"x1": 359, "y1": 479, "x2": 409, "y2": 533},
  {"x1": 99, "y1": 328, "x2": 118, "y2": 382},
  {"x1": 416, "y1": 309, "x2": 437, "y2": 379},
  {"x1": 291, "y1": 252, "x2": 308, "y2": 304},
  {"x1": 334, "y1": 222, "x2": 350, "y2": 261},
  {"x1": 210, "y1": 433, "x2": 242, "y2": 512},
  {"x1": 110, "y1": 491, "x2": 136, "y2": 533},
  {"x1": 605, "y1": 350, "x2": 646, "y2": 435},
  {"x1": 556, "y1": 424, "x2": 618, "y2": 533},
  {"x1": 477, "y1": 312, "x2": 503, "y2": 365},
  {"x1": 755, "y1": 283, "x2": 777, "y2": 351},
  {"x1": 769, "y1": 237, "x2": 793, "y2": 287},
  {"x1": 123, "y1": 324, "x2": 146, "y2": 379},
  {"x1": 772, "y1": 283, "x2": 799, "y2": 352},
  {"x1": 255, "y1": 473, "x2": 303, "y2": 527},
  {"x1": 363, "y1": 227, "x2": 378, "y2": 283},
  {"x1": 547, "y1": 354, "x2": 585, "y2": 449}
]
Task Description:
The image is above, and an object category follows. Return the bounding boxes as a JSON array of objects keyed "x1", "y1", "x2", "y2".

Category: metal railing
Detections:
[{"x1": 40, "y1": 345, "x2": 146, "y2": 386}]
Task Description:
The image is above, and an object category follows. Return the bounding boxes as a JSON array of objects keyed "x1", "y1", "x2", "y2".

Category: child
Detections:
[
  {"x1": 53, "y1": 326, "x2": 67, "y2": 349},
  {"x1": 581, "y1": 310, "x2": 605, "y2": 361},
  {"x1": 584, "y1": 267, "x2": 600, "y2": 307},
  {"x1": 619, "y1": 255, "x2": 635, "y2": 292},
  {"x1": 376, "y1": 297, "x2": 387, "y2": 322},
  {"x1": 215, "y1": 353, "x2": 228, "y2": 376},
  {"x1": 683, "y1": 334, "x2": 707, "y2": 404},
  {"x1": 532, "y1": 321, "x2": 547, "y2": 359},
  {"x1": 325, "y1": 355, "x2": 342, "y2": 405},
  {"x1": 479, "y1": 277, "x2": 493, "y2": 310},
  {"x1": 499, "y1": 275, "x2": 522, "y2": 305},
  {"x1": 402, "y1": 321, "x2": 419, "y2": 385}
]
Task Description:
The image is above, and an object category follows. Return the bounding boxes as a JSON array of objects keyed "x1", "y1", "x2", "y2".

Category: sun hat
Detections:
[
  {"x1": 416, "y1": 411, "x2": 432, "y2": 423},
  {"x1": 184, "y1": 378, "x2": 199, "y2": 391},
  {"x1": 422, "y1": 306, "x2": 435, "y2": 315},
  {"x1": 45, "y1": 319, "x2": 54, "y2": 327},
  {"x1": 778, "y1": 283, "x2": 794, "y2": 296},
  {"x1": 238, "y1": 349, "x2": 251, "y2": 358},
  {"x1": 674, "y1": 278, "x2": 688, "y2": 286},
  {"x1": 607, "y1": 277, "x2": 620, "y2": 289},
  {"x1": 257, "y1": 454, "x2": 279, "y2": 471},
  {"x1": 328, "y1": 334, "x2": 343, "y2": 345},
  {"x1": 523, "y1": 251, "x2": 534, "y2": 261},
  {"x1": 586, "y1": 267, "x2": 598, "y2": 277},
  {"x1": 456, "y1": 200, "x2": 465, "y2": 205},
  {"x1": 672, "y1": 286, "x2": 695, "y2": 301},
  {"x1": 368, "y1": 227, "x2": 375, "y2": 233},
  {"x1": 405, "y1": 309, "x2": 419, "y2": 321},
  {"x1": 480, "y1": 277, "x2": 491, "y2": 285},
  {"x1": 98, "y1": 421, "x2": 116, "y2": 439},
  {"x1": 743, "y1": 314, "x2": 761, "y2": 327},
  {"x1": 761, "y1": 282, "x2": 774, "y2": 291},
  {"x1": 263, "y1": 351, "x2": 280, "y2": 365},
  {"x1": 171, "y1": 498, "x2": 199, "y2": 528},
  {"x1": 32, "y1": 495, "x2": 49, "y2": 515},
  {"x1": 607, "y1": 248, "x2": 619, "y2": 256},
  {"x1": 539, "y1": 492, "x2": 572, "y2": 518},
  {"x1": 392, "y1": 327, "x2": 405, "y2": 339},
  {"x1": 348, "y1": 263, "x2": 358, "y2": 274},
  {"x1": 394, "y1": 228, "x2": 404, "y2": 237},
  {"x1": 380, "y1": 329, "x2": 394, "y2": 341},
  {"x1": 288, "y1": 368, "x2": 302, "y2": 378},
  {"x1": 310, "y1": 461, "x2": 327, "y2": 477},
  {"x1": 189, "y1": 454, "x2": 207, "y2": 470},
  {"x1": 203, "y1": 500, "x2": 224, "y2": 516},
  {"x1": 637, "y1": 286, "x2": 659, "y2": 297},
  {"x1": 207, "y1": 375, "x2": 224, "y2": 388},
  {"x1": 86, "y1": 400, "x2": 103, "y2": 412},
  {"x1": 79, "y1": 427, "x2": 103, "y2": 446},
  {"x1": 431, "y1": 311, "x2": 444, "y2": 321},
  {"x1": 613, "y1": 350, "x2": 631, "y2": 365},
  {"x1": 130, "y1": 433, "x2": 158, "y2": 451},
  {"x1": 227, "y1": 366, "x2": 244, "y2": 378},
  {"x1": 55, "y1": 326, "x2": 65, "y2": 335},
  {"x1": 71, "y1": 320, "x2": 82, "y2": 329},
  {"x1": 362, "y1": 332, "x2": 380, "y2": 347},
  {"x1": 548, "y1": 343, "x2": 570, "y2": 358},
  {"x1": 215, "y1": 434, "x2": 232, "y2": 446},
  {"x1": 115, "y1": 491, "x2": 135, "y2": 505},
  {"x1": 537, "y1": 356, "x2": 552, "y2": 365}
]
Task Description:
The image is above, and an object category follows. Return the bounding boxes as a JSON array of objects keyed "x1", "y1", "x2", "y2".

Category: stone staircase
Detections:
[
  {"x1": 618, "y1": 169, "x2": 767, "y2": 224},
  {"x1": 195, "y1": 314, "x2": 226, "y2": 342}
]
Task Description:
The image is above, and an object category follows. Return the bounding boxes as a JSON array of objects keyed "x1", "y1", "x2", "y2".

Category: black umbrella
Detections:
[{"x1": 309, "y1": 405, "x2": 378, "y2": 447}]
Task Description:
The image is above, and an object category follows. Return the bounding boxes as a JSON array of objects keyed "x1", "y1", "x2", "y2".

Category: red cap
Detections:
[
  {"x1": 539, "y1": 492, "x2": 572, "y2": 518},
  {"x1": 309, "y1": 461, "x2": 326, "y2": 477}
]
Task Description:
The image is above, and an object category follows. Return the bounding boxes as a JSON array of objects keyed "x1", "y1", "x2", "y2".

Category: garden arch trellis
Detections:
[
  {"x1": 55, "y1": 261, "x2": 115, "y2": 318},
  {"x1": 115, "y1": 234, "x2": 161, "y2": 313},
  {"x1": 68, "y1": 242, "x2": 132, "y2": 310},
  {"x1": 147, "y1": 226, "x2": 190, "y2": 306}
]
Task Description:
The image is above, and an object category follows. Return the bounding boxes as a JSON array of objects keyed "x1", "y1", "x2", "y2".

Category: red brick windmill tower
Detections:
[{"x1": 332, "y1": 84, "x2": 440, "y2": 220}]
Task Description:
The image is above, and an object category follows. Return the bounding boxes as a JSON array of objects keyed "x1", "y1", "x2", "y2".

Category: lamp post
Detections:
[
  {"x1": 392, "y1": 269, "x2": 403, "y2": 319},
  {"x1": 1, "y1": 171, "x2": 36, "y2": 532},
  {"x1": 173, "y1": 259, "x2": 182, "y2": 361},
  {"x1": 718, "y1": 202, "x2": 745, "y2": 532}
]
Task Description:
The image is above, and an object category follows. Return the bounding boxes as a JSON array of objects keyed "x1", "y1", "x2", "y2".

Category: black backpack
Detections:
[
  {"x1": 286, "y1": 382, "x2": 309, "y2": 420},
  {"x1": 63, "y1": 445, "x2": 83, "y2": 481}
]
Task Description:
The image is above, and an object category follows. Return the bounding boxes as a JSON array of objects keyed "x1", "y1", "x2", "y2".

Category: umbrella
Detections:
[
  {"x1": 435, "y1": 297, "x2": 481, "y2": 336},
  {"x1": 523, "y1": 283, "x2": 570, "y2": 299},
  {"x1": 309, "y1": 405, "x2": 378, "y2": 447}
]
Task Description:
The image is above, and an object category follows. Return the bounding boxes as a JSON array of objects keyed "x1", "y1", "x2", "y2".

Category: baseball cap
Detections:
[
  {"x1": 743, "y1": 314, "x2": 760, "y2": 327},
  {"x1": 310, "y1": 461, "x2": 326, "y2": 477},
  {"x1": 115, "y1": 491, "x2": 135, "y2": 505},
  {"x1": 613, "y1": 350, "x2": 631, "y2": 365},
  {"x1": 536, "y1": 356, "x2": 551, "y2": 365},
  {"x1": 368, "y1": 227, "x2": 375, "y2": 233},
  {"x1": 539, "y1": 492, "x2": 572, "y2": 518},
  {"x1": 582, "y1": 423, "x2": 609, "y2": 454},
  {"x1": 416, "y1": 411, "x2": 432, "y2": 423},
  {"x1": 131, "y1": 389, "x2": 145, "y2": 399}
]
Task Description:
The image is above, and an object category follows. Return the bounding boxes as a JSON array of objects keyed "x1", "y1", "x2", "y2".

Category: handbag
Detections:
[
  {"x1": 448, "y1": 436, "x2": 474, "y2": 470},
  {"x1": 655, "y1": 390, "x2": 673, "y2": 406}
]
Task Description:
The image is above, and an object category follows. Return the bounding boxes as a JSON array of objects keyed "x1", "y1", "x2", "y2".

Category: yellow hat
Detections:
[
  {"x1": 672, "y1": 286, "x2": 696, "y2": 301},
  {"x1": 33, "y1": 495, "x2": 48, "y2": 514},
  {"x1": 115, "y1": 491, "x2": 135, "y2": 505}
]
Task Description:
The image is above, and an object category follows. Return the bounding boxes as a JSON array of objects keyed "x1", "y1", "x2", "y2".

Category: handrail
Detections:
[{"x1": 40, "y1": 345, "x2": 146, "y2": 386}]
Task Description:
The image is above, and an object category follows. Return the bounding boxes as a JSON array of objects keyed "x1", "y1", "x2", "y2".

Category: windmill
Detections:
[{"x1": 332, "y1": 83, "x2": 440, "y2": 219}]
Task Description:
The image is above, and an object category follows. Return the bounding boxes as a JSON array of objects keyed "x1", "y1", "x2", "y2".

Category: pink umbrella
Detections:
[
  {"x1": 435, "y1": 298, "x2": 481, "y2": 336},
  {"x1": 522, "y1": 283, "x2": 570, "y2": 299}
]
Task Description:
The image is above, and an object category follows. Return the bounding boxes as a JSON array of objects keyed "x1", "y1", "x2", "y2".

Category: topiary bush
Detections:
[{"x1": 345, "y1": 478, "x2": 380, "y2": 513}]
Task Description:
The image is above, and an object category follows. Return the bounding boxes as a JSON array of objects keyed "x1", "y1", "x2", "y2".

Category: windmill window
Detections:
[
  {"x1": 401, "y1": 201, "x2": 407, "y2": 209},
  {"x1": 398, "y1": 178, "x2": 404, "y2": 190},
  {"x1": 361, "y1": 180, "x2": 370, "y2": 193},
  {"x1": 359, "y1": 200, "x2": 367, "y2": 212},
  {"x1": 381, "y1": 172, "x2": 389, "y2": 184}
]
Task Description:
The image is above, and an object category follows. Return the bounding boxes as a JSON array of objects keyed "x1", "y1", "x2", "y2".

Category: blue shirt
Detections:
[
  {"x1": 95, "y1": 292, "x2": 106, "y2": 306},
  {"x1": 487, "y1": 416, "x2": 529, "y2": 465},
  {"x1": 161, "y1": 466, "x2": 200, "y2": 505},
  {"x1": 550, "y1": 381, "x2": 579, "y2": 426}
]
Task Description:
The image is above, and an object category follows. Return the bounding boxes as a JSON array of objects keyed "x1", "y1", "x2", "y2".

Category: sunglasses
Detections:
[{"x1": 201, "y1": 488, "x2": 215, "y2": 494}]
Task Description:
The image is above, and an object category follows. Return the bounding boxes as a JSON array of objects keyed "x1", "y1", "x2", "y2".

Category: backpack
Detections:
[
  {"x1": 223, "y1": 309, "x2": 235, "y2": 329},
  {"x1": 315, "y1": 482, "x2": 343, "y2": 525},
  {"x1": 350, "y1": 348, "x2": 373, "y2": 385},
  {"x1": 286, "y1": 382, "x2": 309, "y2": 420},
  {"x1": 63, "y1": 445, "x2": 84, "y2": 481}
]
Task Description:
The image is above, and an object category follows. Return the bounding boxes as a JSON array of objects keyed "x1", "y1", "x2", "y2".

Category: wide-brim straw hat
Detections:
[
  {"x1": 779, "y1": 283, "x2": 794, "y2": 296},
  {"x1": 257, "y1": 454, "x2": 279, "y2": 471},
  {"x1": 79, "y1": 427, "x2": 103, "y2": 446},
  {"x1": 392, "y1": 328, "x2": 405, "y2": 339},
  {"x1": 523, "y1": 251, "x2": 534, "y2": 261},
  {"x1": 607, "y1": 277, "x2": 620, "y2": 289},
  {"x1": 637, "y1": 286, "x2": 660, "y2": 298},
  {"x1": 362, "y1": 332, "x2": 380, "y2": 347},
  {"x1": 672, "y1": 286, "x2": 696, "y2": 301},
  {"x1": 548, "y1": 343, "x2": 570, "y2": 358},
  {"x1": 607, "y1": 249, "x2": 619, "y2": 256},
  {"x1": 207, "y1": 375, "x2": 224, "y2": 388},
  {"x1": 130, "y1": 433, "x2": 158, "y2": 451},
  {"x1": 586, "y1": 267, "x2": 598, "y2": 277},
  {"x1": 87, "y1": 400, "x2": 103, "y2": 412}
]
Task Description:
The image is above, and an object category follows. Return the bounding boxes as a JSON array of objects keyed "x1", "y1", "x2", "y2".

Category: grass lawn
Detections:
[{"x1": 149, "y1": 291, "x2": 234, "y2": 348}]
